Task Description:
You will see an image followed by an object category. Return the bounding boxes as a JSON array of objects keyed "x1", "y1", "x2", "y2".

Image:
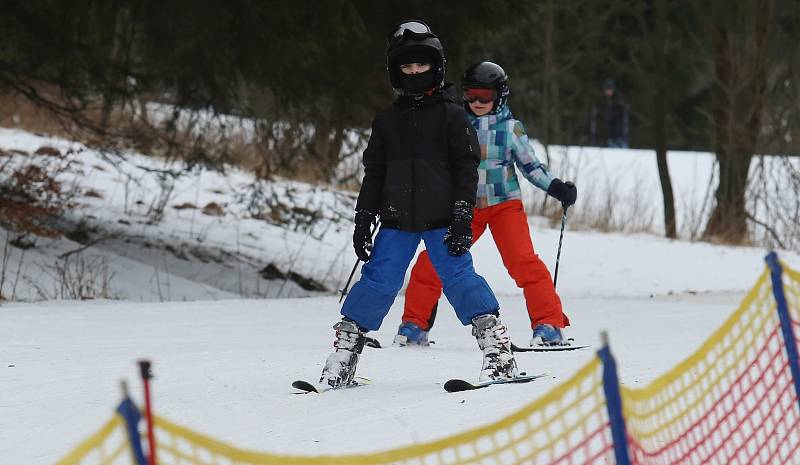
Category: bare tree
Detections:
[
  {"x1": 628, "y1": 0, "x2": 681, "y2": 238},
  {"x1": 702, "y1": 0, "x2": 774, "y2": 243}
]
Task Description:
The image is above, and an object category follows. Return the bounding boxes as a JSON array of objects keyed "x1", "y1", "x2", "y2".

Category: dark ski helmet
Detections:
[
  {"x1": 461, "y1": 61, "x2": 510, "y2": 114},
  {"x1": 386, "y1": 20, "x2": 446, "y2": 95}
]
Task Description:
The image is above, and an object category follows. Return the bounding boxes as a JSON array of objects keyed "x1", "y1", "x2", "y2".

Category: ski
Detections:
[
  {"x1": 444, "y1": 373, "x2": 546, "y2": 393},
  {"x1": 291, "y1": 377, "x2": 371, "y2": 394},
  {"x1": 511, "y1": 342, "x2": 589, "y2": 353},
  {"x1": 365, "y1": 338, "x2": 585, "y2": 352}
]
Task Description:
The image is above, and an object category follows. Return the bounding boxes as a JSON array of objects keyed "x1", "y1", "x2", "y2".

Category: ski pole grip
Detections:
[{"x1": 139, "y1": 360, "x2": 153, "y2": 380}]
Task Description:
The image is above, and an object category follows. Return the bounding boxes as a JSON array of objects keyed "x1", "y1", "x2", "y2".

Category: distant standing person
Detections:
[{"x1": 590, "y1": 78, "x2": 629, "y2": 148}]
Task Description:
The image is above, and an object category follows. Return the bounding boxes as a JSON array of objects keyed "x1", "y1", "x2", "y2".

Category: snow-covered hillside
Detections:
[
  {"x1": 522, "y1": 143, "x2": 800, "y2": 247},
  {"x1": 0, "y1": 128, "x2": 358, "y2": 301},
  {"x1": 1, "y1": 128, "x2": 797, "y2": 303}
]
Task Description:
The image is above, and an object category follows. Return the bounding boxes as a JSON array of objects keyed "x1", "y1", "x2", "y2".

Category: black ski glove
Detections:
[
  {"x1": 547, "y1": 179, "x2": 577, "y2": 207},
  {"x1": 443, "y1": 200, "x2": 474, "y2": 257},
  {"x1": 353, "y1": 210, "x2": 377, "y2": 262}
]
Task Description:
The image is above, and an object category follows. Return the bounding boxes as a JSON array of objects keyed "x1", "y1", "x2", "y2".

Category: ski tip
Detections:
[
  {"x1": 444, "y1": 379, "x2": 480, "y2": 392},
  {"x1": 292, "y1": 380, "x2": 320, "y2": 394}
]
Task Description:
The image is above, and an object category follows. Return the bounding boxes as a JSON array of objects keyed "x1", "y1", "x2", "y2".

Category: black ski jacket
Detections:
[{"x1": 355, "y1": 87, "x2": 480, "y2": 232}]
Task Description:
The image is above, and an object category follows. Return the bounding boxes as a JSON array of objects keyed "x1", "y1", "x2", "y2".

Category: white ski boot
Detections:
[
  {"x1": 472, "y1": 314, "x2": 519, "y2": 383},
  {"x1": 319, "y1": 319, "x2": 366, "y2": 389}
]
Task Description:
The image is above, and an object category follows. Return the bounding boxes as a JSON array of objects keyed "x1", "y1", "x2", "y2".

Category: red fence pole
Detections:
[{"x1": 138, "y1": 360, "x2": 158, "y2": 465}]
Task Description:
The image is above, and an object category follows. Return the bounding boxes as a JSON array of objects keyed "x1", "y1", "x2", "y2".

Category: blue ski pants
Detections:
[{"x1": 341, "y1": 227, "x2": 500, "y2": 331}]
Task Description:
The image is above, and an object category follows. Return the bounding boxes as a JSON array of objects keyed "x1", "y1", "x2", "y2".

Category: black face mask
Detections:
[{"x1": 400, "y1": 69, "x2": 435, "y2": 95}]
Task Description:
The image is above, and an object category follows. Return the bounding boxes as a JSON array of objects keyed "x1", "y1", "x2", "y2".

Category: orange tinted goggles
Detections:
[{"x1": 463, "y1": 87, "x2": 496, "y2": 104}]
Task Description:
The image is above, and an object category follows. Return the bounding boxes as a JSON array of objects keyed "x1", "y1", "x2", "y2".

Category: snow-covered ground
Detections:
[
  {"x1": 1, "y1": 127, "x2": 800, "y2": 464},
  {"x1": 3, "y1": 226, "x2": 799, "y2": 464}
]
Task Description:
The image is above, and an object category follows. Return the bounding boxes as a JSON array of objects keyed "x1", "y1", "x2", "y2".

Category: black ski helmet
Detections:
[
  {"x1": 461, "y1": 61, "x2": 510, "y2": 113},
  {"x1": 385, "y1": 20, "x2": 446, "y2": 95}
]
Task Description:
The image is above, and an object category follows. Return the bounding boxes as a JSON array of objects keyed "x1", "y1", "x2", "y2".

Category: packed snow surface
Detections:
[{"x1": 3, "y1": 228, "x2": 798, "y2": 465}]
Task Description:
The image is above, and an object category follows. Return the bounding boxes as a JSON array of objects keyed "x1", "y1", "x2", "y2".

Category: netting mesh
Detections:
[
  {"x1": 151, "y1": 356, "x2": 610, "y2": 465},
  {"x1": 55, "y1": 357, "x2": 610, "y2": 465},
  {"x1": 54, "y1": 416, "x2": 130, "y2": 465},
  {"x1": 622, "y1": 267, "x2": 800, "y2": 465},
  {"x1": 55, "y1": 259, "x2": 800, "y2": 465}
]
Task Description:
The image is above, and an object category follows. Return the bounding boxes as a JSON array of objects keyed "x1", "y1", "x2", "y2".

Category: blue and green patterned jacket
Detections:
[{"x1": 468, "y1": 105, "x2": 553, "y2": 208}]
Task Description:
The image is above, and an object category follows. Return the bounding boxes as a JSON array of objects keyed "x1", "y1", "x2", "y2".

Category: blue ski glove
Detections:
[
  {"x1": 547, "y1": 179, "x2": 577, "y2": 207},
  {"x1": 443, "y1": 200, "x2": 474, "y2": 257},
  {"x1": 353, "y1": 210, "x2": 377, "y2": 262}
]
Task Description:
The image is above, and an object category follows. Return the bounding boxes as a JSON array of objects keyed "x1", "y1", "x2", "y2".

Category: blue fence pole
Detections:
[
  {"x1": 765, "y1": 251, "x2": 800, "y2": 414},
  {"x1": 116, "y1": 381, "x2": 147, "y2": 465},
  {"x1": 598, "y1": 331, "x2": 632, "y2": 465}
]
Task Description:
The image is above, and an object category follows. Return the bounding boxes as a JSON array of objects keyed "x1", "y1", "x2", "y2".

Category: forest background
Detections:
[{"x1": 0, "y1": 0, "x2": 798, "y2": 246}]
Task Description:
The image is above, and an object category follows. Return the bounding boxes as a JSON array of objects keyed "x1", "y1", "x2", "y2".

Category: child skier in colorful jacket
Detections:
[
  {"x1": 319, "y1": 24, "x2": 520, "y2": 388},
  {"x1": 395, "y1": 61, "x2": 577, "y2": 348}
]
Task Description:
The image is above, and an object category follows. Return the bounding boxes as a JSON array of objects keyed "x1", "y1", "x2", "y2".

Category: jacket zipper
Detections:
[{"x1": 410, "y1": 104, "x2": 417, "y2": 230}]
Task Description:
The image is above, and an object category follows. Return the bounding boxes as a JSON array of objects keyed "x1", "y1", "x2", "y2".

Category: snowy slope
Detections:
[{"x1": 3, "y1": 228, "x2": 798, "y2": 465}]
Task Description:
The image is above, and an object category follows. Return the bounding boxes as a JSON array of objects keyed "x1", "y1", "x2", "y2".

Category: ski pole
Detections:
[
  {"x1": 339, "y1": 258, "x2": 361, "y2": 303},
  {"x1": 138, "y1": 360, "x2": 158, "y2": 465},
  {"x1": 553, "y1": 204, "x2": 569, "y2": 289},
  {"x1": 339, "y1": 221, "x2": 379, "y2": 303}
]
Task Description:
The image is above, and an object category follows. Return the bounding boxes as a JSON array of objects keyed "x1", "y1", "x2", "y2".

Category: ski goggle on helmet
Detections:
[
  {"x1": 387, "y1": 20, "x2": 435, "y2": 44},
  {"x1": 463, "y1": 87, "x2": 496, "y2": 104}
]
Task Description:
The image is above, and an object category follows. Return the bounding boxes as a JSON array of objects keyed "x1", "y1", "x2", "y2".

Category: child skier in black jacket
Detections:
[{"x1": 319, "y1": 20, "x2": 520, "y2": 388}]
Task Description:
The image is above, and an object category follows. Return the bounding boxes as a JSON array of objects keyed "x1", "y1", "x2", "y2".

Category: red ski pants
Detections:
[{"x1": 402, "y1": 200, "x2": 569, "y2": 330}]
